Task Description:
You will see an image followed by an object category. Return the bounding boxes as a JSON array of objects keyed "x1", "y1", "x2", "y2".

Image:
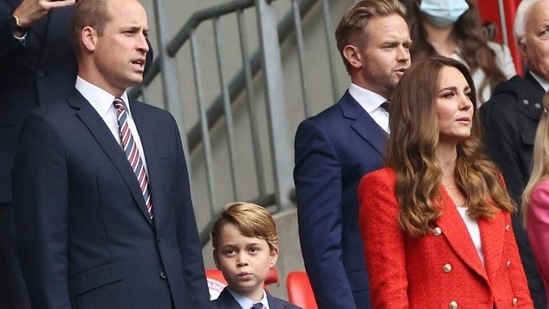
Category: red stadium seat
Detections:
[{"x1": 286, "y1": 271, "x2": 318, "y2": 309}]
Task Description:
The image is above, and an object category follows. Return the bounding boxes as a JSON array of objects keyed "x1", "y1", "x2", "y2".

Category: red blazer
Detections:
[{"x1": 358, "y1": 168, "x2": 533, "y2": 309}]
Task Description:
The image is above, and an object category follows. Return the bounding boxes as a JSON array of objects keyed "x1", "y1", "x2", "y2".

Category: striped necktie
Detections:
[{"x1": 113, "y1": 98, "x2": 153, "y2": 219}]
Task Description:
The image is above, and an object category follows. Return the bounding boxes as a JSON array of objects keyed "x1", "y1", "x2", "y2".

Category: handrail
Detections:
[
  {"x1": 128, "y1": 0, "x2": 335, "y2": 247},
  {"x1": 168, "y1": 0, "x2": 257, "y2": 57},
  {"x1": 130, "y1": 0, "x2": 319, "y2": 153}
]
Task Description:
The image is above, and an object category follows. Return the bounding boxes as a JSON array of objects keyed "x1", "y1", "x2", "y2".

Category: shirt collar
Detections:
[
  {"x1": 348, "y1": 82, "x2": 388, "y2": 112},
  {"x1": 227, "y1": 288, "x2": 269, "y2": 309},
  {"x1": 529, "y1": 71, "x2": 549, "y2": 92},
  {"x1": 75, "y1": 76, "x2": 131, "y2": 118}
]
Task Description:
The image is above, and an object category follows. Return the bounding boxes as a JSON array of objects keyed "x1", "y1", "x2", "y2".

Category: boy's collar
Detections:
[{"x1": 227, "y1": 287, "x2": 269, "y2": 309}]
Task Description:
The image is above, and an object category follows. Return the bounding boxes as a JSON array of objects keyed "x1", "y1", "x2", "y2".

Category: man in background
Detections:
[
  {"x1": 0, "y1": 1, "x2": 77, "y2": 307},
  {"x1": 480, "y1": 0, "x2": 549, "y2": 307},
  {"x1": 293, "y1": 0, "x2": 411, "y2": 307}
]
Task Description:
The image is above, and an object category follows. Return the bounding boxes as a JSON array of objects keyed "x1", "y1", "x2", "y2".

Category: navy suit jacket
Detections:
[
  {"x1": 0, "y1": 1, "x2": 77, "y2": 204},
  {"x1": 0, "y1": 4, "x2": 152, "y2": 307},
  {"x1": 0, "y1": 3, "x2": 76, "y2": 308},
  {"x1": 293, "y1": 91, "x2": 385, "y2": 308},
  {"x1": 12, "y1": 89, "x2": 210, "y2": 308},
  {"x1": 211, "y1": 287, "x2": 301, "y2": 309}
]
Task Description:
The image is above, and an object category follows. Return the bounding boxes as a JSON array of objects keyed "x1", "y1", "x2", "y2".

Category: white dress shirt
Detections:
[
  {"x1": 348, "y1": 83, "x2": 390, "y2": 134},
  {"x1": 75, "y1": 76, "x2": 148, "y2": 169},
  {"x1": 228, "y1": 288, "x2": 270, "y2": 309},
  {"x1": 530, "y1": 71, "x2": 549, "y2": 92}
]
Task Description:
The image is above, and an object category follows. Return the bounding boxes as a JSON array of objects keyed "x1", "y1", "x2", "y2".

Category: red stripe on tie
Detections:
[{"x1": 113, "y1": 98, "x2": 153, "y2": 219}]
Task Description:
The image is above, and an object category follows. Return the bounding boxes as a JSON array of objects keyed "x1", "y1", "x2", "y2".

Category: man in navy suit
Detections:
[
  {"x1": 12, "y1": 0, "x2": 209, "y2": 308},
  {"x1": 0, "y1": 1, "x2": 77, "y2": 307},
  {"x1": 293, "y1": 0, "x2": 411, "y2": 307}
]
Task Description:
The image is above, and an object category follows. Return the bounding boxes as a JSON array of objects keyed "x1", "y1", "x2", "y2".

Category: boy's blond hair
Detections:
[{"x1": 211, "y1": 202, "x2": 278, "y2": 251}]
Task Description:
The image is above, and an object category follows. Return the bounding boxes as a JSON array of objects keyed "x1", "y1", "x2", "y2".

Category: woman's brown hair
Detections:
[{"x1": 387, "y1": 56, "x2": 515, "y2": 237}]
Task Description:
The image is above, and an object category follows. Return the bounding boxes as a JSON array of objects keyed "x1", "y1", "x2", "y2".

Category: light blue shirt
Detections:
[{"x1": 227, "y1": 288, "x2": 270, "y2": 309}]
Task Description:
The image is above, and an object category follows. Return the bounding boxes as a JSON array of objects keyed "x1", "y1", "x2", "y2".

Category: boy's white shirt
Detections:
[{"x1": 228, "y1": 288, "x2": 270, "y2": 309}]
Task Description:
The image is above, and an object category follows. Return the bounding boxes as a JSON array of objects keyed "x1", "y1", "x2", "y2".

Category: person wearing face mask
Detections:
[{"x1": 403, "y1": 0, "x2": 516, "y2": 105}]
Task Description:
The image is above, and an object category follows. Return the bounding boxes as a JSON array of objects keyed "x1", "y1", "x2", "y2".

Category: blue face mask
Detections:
[{"x1": 419, "y1": 0, "x2": 469, "y2": 27}]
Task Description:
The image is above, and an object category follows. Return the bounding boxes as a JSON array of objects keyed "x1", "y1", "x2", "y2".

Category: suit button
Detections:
[
  {"x1": 442, "y1": 263, "x2": 452, "y2": 273},
  {"x1": 156, "y1": 235, "x2": 161, "y2": 243},
  {"x1": 512, "y1": 297, "x2": 518, "y2": 306},
  {"x1": 449, "y1": 300, "x2": 458, "y2": 309},
  {"x1": 432, "y1": 227, "x2": 442, "y2": 236},
  {"x1": 523, "y1": 99, "x2": 529, "y2": 105},
  {"x1": 506, "y1": 260, "x2": 511, "y2": 268},
  {"x1": 160, "y1": 271, "x2": 167, "y2": 279},
  {"x1": 36, "y1": 71, "x2": 45, "y2": 78}
]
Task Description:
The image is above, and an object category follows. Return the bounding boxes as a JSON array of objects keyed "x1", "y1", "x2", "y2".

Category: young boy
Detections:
[{"x1": 211, "y1": 202, "x2": 301, "y2": 309}]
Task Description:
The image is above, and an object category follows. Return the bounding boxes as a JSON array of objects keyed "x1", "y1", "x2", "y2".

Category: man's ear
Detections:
[
  {"x1": 81, "y1": 26, "x2": 97, "y2": 52},
  {"x1": 518, "y1": 39, "x2": 528, "y2": 61},
  {"x1": 342, "y1": 44, "x2": 363, "y2": 70}
]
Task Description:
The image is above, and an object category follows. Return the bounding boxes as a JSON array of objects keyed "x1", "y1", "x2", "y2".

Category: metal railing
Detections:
[{"x1": 129, "y1": 0, "x2": 345, "y2": 246}]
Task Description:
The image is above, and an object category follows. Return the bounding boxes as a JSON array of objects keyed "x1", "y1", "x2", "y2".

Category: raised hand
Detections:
[{"x1": 13, "y1": 0, "x2": 76, "y2": 28}]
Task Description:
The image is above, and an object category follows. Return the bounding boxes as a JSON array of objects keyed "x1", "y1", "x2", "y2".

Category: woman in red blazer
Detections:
[{"x1": 358, "y1": 56, "x2": 533, "y2": 308}]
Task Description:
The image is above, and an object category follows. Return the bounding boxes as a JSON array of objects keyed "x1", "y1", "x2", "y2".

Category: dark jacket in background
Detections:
[{"x1": 480, "y1": 72, "x2": 547, "y2": 308}]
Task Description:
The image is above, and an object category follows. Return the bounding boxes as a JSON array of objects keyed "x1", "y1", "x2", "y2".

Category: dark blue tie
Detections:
[
  {"x1": 380, "y1": 101, "x2": 391, "y2": 114},
  {"x1": 251, "y1": 303, "x2": 265, "y2": 309}
]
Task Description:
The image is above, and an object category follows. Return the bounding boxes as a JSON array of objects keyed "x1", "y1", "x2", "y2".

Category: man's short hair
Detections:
[
  {"x1": 70, "y1": 0, "x2": 111, "y2": 59},
  {"x1": 335, "y1": 0, "x2": 407, "y2": 74},
  {"x1": 514, "y1": 0, "x2": 539, "y2": 44}
]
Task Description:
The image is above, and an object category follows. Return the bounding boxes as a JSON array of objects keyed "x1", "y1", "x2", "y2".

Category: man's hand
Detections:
[{"x1": 13, "y1": 0, "x2": 76, "y2": 28}]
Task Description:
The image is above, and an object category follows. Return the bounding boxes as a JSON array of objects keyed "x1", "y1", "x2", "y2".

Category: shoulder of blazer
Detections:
[
  {"x1": 128, "y1": 99, "x2": 173, "y2": 119},
  {"x1": 266, "y1": 293, "x2": 301, "y2": 309},
  {"x1": 210, "y1": 288, "x2": 241, "y2": 309},
  {"x1": 338, "y1": 90, "x2": 367, "y2": 120},
  {"x1": 307, "y1": 90, "x2": 363, "y2": 123}
]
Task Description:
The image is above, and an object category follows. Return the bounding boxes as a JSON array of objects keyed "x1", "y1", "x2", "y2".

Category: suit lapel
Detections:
[
  {"x1": 266, "y1": 292, "x2": 288, "y2": 309},
  {"x1": 131, "y1": 101, "x2": 163, "y2": 227},
  {"x1": 340, "y1": 91, "x2": 387, "y2": 156},
  {"x1": 217, "y1": 288, "x2": 242, "y2": 309},
  {"x1": 68, "y1": 90, "x2": 153, "y2": 226},
  {"x1": 435, "y1": 187, "x2": 488, "y2": 280}
]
